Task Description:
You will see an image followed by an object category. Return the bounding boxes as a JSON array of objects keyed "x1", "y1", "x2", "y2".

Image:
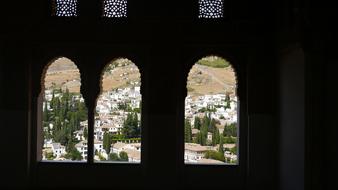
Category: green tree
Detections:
[
  {"x1": 204, "y1": 150, "x2": 225, "y2": 162},
  {"x1": 98, "y1": 152, "x2": 106, "y2": 161},
  {"x1": 218, "y1": 135, "x2": 224, "y2": 156},
  {"x1": 196, "y1": 132, "x2": 206, "y2": 146},
  {"x1": 109, "y1": 153, "x2": 119, "y2": 161},
  {"x1": 230, "y1": 145, "x2": 237, "y2": 155},
  {"x1": 65, "y1": 141, "x2": 82, "y2": 161},
  {"x1": 224, "y1": 136, "x2": 236, "y2": 144},
  {"x1": 198, "y1": 114, "x2": 209, "y2": 145},
  {"x1": 77, "y1": 99, "x2": 87, "y2": 121},
  {"x1": 184, "y1": 119, "x2": 192, "y2": 143},
  {"x1": 54, "y1": 128, "x2": 68, "y2": 145},
  {"x1": 119, "y1": 151, "x2": 129, "y2": 161},
  {"x1": 45, "y1": 152, "x2": 55, "y2": 160},
  {"x1": 225, "y1": 94, "x2": 231, "y2": 109},
  {"x1": 208, "y1": 118, "x2": 216, "y2": 132},
  {"x1": 65, "y1": 148, "x2": 82, "y2": 160},
  {"x1": 133, "y1": 112, "x2": 140, "y2": 137},
  {"x1": 46, "y1": 89, "x2": 88, "y2": 150},
  {"x1": 223, "y1": 123, "x2": 237, "y2": 137},
  {"x1": 50, "y1": 90, "x2": 55, "y2": 109},
  {"x1": 83, "y1": 127, "x2": 88, "y2": 140},
  {"x1": 212, "y1": 127, "x2": 220, "y2": 146},
  {"x1": 122, "y1": 112, "x2": 140, "y2": 138},
  {"x1": 194, "y1": 116, "x2": 201, "y2": 130},
  {"x1": 103, "y1": 132, "x2": 112, "y2": 154},
  {"x1": 43, "y1": 101, "x2": 50, "y2": 122}
]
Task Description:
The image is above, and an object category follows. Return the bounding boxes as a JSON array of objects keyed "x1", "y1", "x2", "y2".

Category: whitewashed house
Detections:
[
  {"x1": 184, "y1": 143, "x2": 212, "y2": 162},
  {"x1": 124, "y1": 149, "x2": 141, "y2": 163},
  {"x1": 74, "y1": 130, "x2": 84, "y2": 141},
  {"x1": 75, "y1": 140, "x2": 87, "y2": 160},
  {"x1": 111, "y1": 142, "x2": 127, "y2": 154},
  {"x1": 51, "y1": 143, "x2": 66, "y2": 158},
  {"x1": 94, "y1": 140, "x2": 108, "y2": 160}
]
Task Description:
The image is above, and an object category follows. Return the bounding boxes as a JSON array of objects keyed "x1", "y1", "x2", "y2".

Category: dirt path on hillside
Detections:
[{"x1": 194, "y1": 64, "x2": 232, "y2": 89}]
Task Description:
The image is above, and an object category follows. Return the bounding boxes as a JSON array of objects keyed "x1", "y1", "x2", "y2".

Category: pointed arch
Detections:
[
  {"x1": 184, "y1": 55, "x2": 238, "y2": 164},
  {"x1": 94, "y1": 58, "x2": 141, "y2": 163},
  {"x1": 40, "y1": 57, "x2": 88, "y2": 162}
]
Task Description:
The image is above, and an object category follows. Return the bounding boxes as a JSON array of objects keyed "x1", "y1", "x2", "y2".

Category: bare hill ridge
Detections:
[
  {"x1": 187, "y1": 64, "x2": 236, "y2": 96},
  {"x1": 44, "y1": 58, "x2": 236, "y2": 96},
  {"x1": 44, "y1": 58, "x2": 140, "y2": 93}
]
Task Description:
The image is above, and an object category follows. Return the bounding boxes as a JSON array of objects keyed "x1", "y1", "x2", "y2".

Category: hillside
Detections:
[
  {"x1": 100, "y1": 58, "x2": 141, "y2": 92},
  {"x1": 44, "y1": 58, "x2": 141, "y2": 93},
  {"x1": 44, "y1": 57, "x2": 236, "y2": 96},
  {"x1": 197, "y1": 56, "x2": 230, "y2": 68},
  {"x1": 187, "y1": 64, "x2": 236, "y2": 97},
  {"x1": 44, "y1": 57, "x2": 81, "y2": 93}
]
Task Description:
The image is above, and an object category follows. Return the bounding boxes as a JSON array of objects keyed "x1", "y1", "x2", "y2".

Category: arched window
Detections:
[
  {"x1": 95, "y1": 58, "x2": 141, "y2": 163},
  {"x1": 53, "y1": 0, "x2": 78, "y2": 17},
  {"x1": 198, "y1": 0, "x2": 224, "y2": 18},
  {"x1": 185, "y1": 55, "x2": 238, "y2": 164},
  {"x1": 41, "y1": 57, "x2": 88, "y2": 162},
  {"x1": 103, "y1": 0, "x2": 128, "y2": 18}
]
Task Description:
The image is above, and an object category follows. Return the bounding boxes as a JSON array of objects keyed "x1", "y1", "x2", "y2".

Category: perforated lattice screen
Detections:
[
  {"x1": 103, "y1": 0, "x2": 127, "y2": 18},
  {"x1": 198, "y1": 0, "x2": 224, "y2": 18},
  {"x1": 54, "y1": 0, "x2": 77, "y2": 17}
]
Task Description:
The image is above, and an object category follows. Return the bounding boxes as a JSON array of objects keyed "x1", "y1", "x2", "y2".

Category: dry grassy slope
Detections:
[
  {"x1": 44, "y1": 58, "x2": 81, "y2": 93},
  {"x1": 44, "y1": 58, "x2": 140, "y2": 93},
  {"x1": 44, "y1": 58, "x2": 236, "y2": 96},
  {"x1": 101, "y1": 63, "x2": 140, "y2": 92},
  {"x1": 187, "y1": 64, "x2": 236, "y2": 97}
]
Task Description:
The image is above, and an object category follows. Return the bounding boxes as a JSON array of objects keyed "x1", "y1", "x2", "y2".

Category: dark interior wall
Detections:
[
  {"x1": 0, "y1": 44, "x2": 31, "y2": 188},
  {"x1": 278, "y1": 44, "x2": 305, "y2": 190},
  {"x1": 0, "y1": 0, "x2": 335, "y2": 189},
  {"x1": 324, "y1": 58, "x2": 338, "y2": 190},
  {"x1": 246, "y1": 41, "x2": 277, "y2": 189}
]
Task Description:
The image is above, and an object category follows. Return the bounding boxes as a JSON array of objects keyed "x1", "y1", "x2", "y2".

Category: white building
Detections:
[
  {"x1": 110, "y1": 142, "x2": 141, "y2": 163},
  {"x1": 94, "y1": 140, "x2": 108, "y2": 160},
  {"x1": 75, "y1": 140, "x2": 88, "y2": 160},
  {"x1": 184, "y1": 143, "x2": 213, "y2": 162},
  {"x1": 74, "y1": 130, "x2": 85, "y2": 141},
  {"x1": 51, "y1": 143, "x2": 66, "y2": 159}
]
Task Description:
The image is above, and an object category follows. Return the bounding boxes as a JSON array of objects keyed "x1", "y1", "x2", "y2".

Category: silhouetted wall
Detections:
[
  {"x1": 279, "y1": 44, "x2": 305, "y2": 190},
  {"x1": 0, "y1": 0, "x2": 336, "y2": 190}
]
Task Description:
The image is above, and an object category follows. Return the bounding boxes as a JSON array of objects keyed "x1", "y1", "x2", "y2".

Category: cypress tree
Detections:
[
  {"x1": 43, "y1": 101, "x2": 50, "y2": 122},
  {"x1": 218, "y1": 135, "x2": 224, "y2": 155},
  {"x1": 209, "y1": 118, "x2": 216, "y2": 132},
  {"x1": 212, "y1": 127, "x2": 220, "y2": 146},
  {"x1": 103, "y1": 132, "x2": 112, "y2": 154},
  {"x1": 200, "y1": 114, "x2": 209, "y2": 144},
  {"x1": 83, "y1": 127, "x2": 88, "y2": 140},
  {"x1": 225, "y1": 94, "x2": 231, "y2": 109},
  {"x1": 133, "y1": 112, "x2": 139, "y2": 137},
  {"x1": 184, "y1": 119, "x2": 192, "y2": 143},
  {"x1": 194, "y1": 116, "x2": 201, "y2": 130},
  {"x1": 50, "y1": 90, "x2": 55, "y2": 109}
]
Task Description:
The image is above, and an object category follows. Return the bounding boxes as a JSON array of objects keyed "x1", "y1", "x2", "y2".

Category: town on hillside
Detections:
[
  {"x1": 184, "y1": 93, "x2": 238, "y2": 164},
  {"x1": 42, "y1": 58, "x2": 142, "y2": 162},
  {"x1": 184, "y1": 56, "x2": 238, "y2": 164},
  {"x1": 41, "y1": 56, "x2": 238, "y2": 164}
]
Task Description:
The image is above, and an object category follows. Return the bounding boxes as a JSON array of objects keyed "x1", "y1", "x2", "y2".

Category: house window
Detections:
[
  {"x1": 198, "y1": 0, "x2": 224, "y2": 18},
  {"x1": 53, "y1": 0, "x2": 78, "y2": 17},
  {"x1": 103, "y1": 0, "x2": 127, "y2": 18},
  {"x1": 185, "y1": 56, "x2": 238, "y2": 164},
  {"x1": 41, "y1": 57, "x2": 88, "y2": 162},
  {"x1": 95, "y1": 58, "x2": 141, "y2": 163}
]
